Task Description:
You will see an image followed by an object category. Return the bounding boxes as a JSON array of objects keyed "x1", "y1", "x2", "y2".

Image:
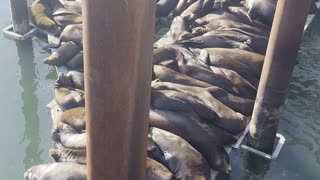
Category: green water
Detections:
[
  {"x1": 1, "y1": 2, "x2": 320, "y2": 180},
  {"x1": 0, "y1": 2, "x2": 56, "y2": 179}
]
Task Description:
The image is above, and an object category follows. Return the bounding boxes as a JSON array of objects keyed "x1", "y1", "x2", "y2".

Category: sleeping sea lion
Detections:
[
  {"x1": 24, "y1": 162, "x2": 87, "y2": 180},
  {"x1": 43, "y1": 41, "x2": 81, "y2": 67},
  {"x1": 149, "y1": 127, "x2": 211, "y2": 179},
  {"x1": 60, "y1": 0, "x2": 82, "y2": 14},
  {"x1": 30, "y1": 0, "x2": 59, "y2": 35},
  {"x1": 50, "y1": 148, "x2": 87, "y2": 164},
  {"x1": 54, "y1": 85, "x2": 85, "y2": 111},
  {"x1": 146, "y1": 157, "x2": 176, "y2": 180},
  {"x1": 52, "y1": 8, "x2": 82, "y2": 27},
  {"x1": 247, "y1": 0, "x2": 277, "y2": 26},
  {"x1": 52, "y1": 107, "x2": 86, "y2": 149},
  {"x1": 150, "y1": 109, "x2": 234, "y2": 172},
  {"x1": 151, "y1": 81, "x2": 247, "y2": 134},
  {"x1": 56, "y1": 71, "x2": 84, "y2": 90},
  {"x1": 65, "y1": 51, "x2": 84, "y2": 70}
]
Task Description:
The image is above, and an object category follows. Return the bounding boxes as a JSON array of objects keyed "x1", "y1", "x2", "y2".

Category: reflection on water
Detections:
[
  {"x1": 224, "y1": 13, "x2": 320, "y2": 180},
  {"x1": 15, "y1": 40, "x2": 43, "y2": 169}
]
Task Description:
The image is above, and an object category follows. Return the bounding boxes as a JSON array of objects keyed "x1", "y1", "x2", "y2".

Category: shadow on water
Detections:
[{"x1": 15, "y1": 40, "x2": 44, "y2": 170}]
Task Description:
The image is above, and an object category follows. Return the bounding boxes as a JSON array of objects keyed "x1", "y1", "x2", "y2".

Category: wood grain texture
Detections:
[{"x1": 83, "y1": 0, "x2": 156, "y2": 179}]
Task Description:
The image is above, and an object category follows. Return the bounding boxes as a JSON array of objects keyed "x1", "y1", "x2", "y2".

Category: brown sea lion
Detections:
[
  {"x1": 43, "y1": 41, "x2": 81, "y2": 67},
  {"x1": 30, "y1": 0, "x2": 59, "y2": 35},
  {"x1": 54, "y1": 85, "x2": 85, "y2": 111},
  {"x1": 151, "y1": 81, "x2": 247, "y2": 134},
  {"x1": 153, "y1": 65, "x2": 212, "y2": 88},
  {"x1": 150, "y1": 109, "x2": 234, "y2": 172},
  {"x1": 170, "y1": 16, "x2": 192, "y2": 42},
  {"x1": 149, "y1": 127, "x2": 211, "y2": 180},
  {"x1": 52, "y1": 107, "x2": 86, "y2": 149},
  {"x1": 146, "y1": 157, "x2": 176, "y2": 180},
  {"x1": 50, "y1": 148, "x2": 87, "y2": 164},
  {"x1": 151, "y1": 90, "x2": 219, "y2": 121},
  {"x1": 24, "y1": 162, "x2": 87, "y2": 180},
  {"x1": 180, "y1": 0, "x2": 214, "y2": 22},
  {"x1": 59, "y1": 24, "x2": 83, "y2": 46}
]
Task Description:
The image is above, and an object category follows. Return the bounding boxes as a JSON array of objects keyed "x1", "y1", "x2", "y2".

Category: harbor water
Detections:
[{"x1": 1, "y1": 1, "x2": 320, "y2": 180}]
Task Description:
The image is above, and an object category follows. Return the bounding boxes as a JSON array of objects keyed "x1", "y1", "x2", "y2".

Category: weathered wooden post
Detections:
[
  {"x1": 83, "y1": 0, "x2": 155, "y2": 179},
  {"x1": 9, "y1": 0, "x2": 30, "y2": 34},
  {"x1": 248, "y1": 0, "x2": 313, "y2": 153}
]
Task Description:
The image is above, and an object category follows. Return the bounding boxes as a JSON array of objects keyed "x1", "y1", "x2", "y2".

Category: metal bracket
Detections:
[
  {"x1": 241, "y1": 133, "x2": 286, "y2": 159},
  {"x1": 2, "y1": 24, "x2": 38, "y2": 40}
]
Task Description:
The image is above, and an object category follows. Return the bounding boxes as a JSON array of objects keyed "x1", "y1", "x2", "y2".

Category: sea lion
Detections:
[
  {"x1": 54, "y1": 85, "x2": 85, "y2": 111},
  {"x1": 167, "y1": 45, "x2": 256, "y2": 99},
  {"x1": 170, "y1": 16, "x2": 192, "y2": 42},
  {"x1": 24, "y1": 162, "x2": 87, "y2": 180},
  {"x1": 56, "y1": 71, "x2": 84, "y2": 90},
  {"x1": 146, "y1": 157, "x2": 176, "y2": 180},
  {"x1": 65, "y1": 51, "x2": 84, "y2": 70},
  {"x1": 52, "y1": 8, "x2": 82, "y2": 27},
  {"x1": 153, "y1": 65, "x2": 212, "y2": 88},
  {"x1": 150, "y1": 109, "x2": 234, "y2": 172},
  {"x1": 247, "y1": 0, "x2": 277, "y2": 26},
  {"x1": 168, "y1": 0, "x2": 189, "y2": 20},
  {"x1": 60, "y1": 0, "x2": 82, "y2": 14},
  {"x1": 191, "y1": 48, "x2": 263, "y2": 87},
  {"x1": 50, "y1": 148, "x2": 87, "y2": 164},
  {"x1": 43, "y1": 41, "x2": 81, "y2": 67},
  {"x1": 149, "y1": 127, "x2": 211, "y2": 179},
  {"x1": 151, "y1": 81, "x2": 247, "y2": 134},
  {"x1": 59, "y1": 24, "x2": 83, "y2": 46},
  {"x1": 52, "y1": 107, "x2": 86, "y2": 149},
  {"x1": 156, "y1": 0, "x2": 179, "y2": 18},
  {"x1": 30, "y1": 0, "x2": 60, "y2": 35},
  {"x1": 180, "y1": 0, "x2": 214, "y2": 22},
  {"x1": 151, "y1": 90, "x2": 218, "y2": 122}
]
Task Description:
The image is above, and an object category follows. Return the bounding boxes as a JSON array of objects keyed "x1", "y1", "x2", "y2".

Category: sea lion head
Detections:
[{"x1": 56, "y1": 72, "x2": 74, "y2": 88}]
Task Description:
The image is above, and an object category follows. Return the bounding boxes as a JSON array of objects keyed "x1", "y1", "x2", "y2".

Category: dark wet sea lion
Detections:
[
  {"x1": 50, "y1": 148, "x2": 87, "y2": 164},
  {"x1": 65, "y1": 51, "x2": 84, "y2": 70},
  {"x1": 30, "y1": 0, "x2": 59, "y2": 35},
  {"x1": 54, "y1": 86, "x2": 85, "y2": 111},
  {"x1": 151, "y1": 90, "x2": 218, "y2": 121},
  {"x1": 156, "y1": 0, "x2": 179, "y2": 17},
  {"x1": 52, "y1": 107, "x2": 86, "y2": 149},
  {"x1": 151, "y1": 81, "x2": 247, "y2": 134},
  {"x1": 150, "y1": 109, "x2": 234, "y2": 172},
  {"x1": 168, "y1": 0, "x2": 189, "y2": 19},
  {"x1": 150, "y1": 127, "x2": 211, "y2": 180},
  {"x1": 247, "y1": 0, "x2": 277, "y2": 26},
  {"x1": 153, "y1": 65, "x2": 212, "y2": 88},
  {"x1": 146, "y1": 157, "x2": 176, "y2": 180},
  {"x1": 56, "y1": 71, "x2": 84, "y2": 90},
  {"x1": 24, "y1": 162, "x2": 87, "y2": 180},
  {"x1": 43, "y1": 41, "x2": 81, "y2": 66},
  {"x1": 52, "y1": 8, "x2": 82, "y2": 27}
]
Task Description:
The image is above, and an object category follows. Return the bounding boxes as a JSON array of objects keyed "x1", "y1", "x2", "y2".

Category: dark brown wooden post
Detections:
[
  {"x1": 248, "y1": 0, "x2": 313, "y2": 153},
  {"x1": 9, "y1": 0, "x2": 30, "y2": 34},
  {"x1": 82, "y1": 0, "x2": 155, "y2": 179}
]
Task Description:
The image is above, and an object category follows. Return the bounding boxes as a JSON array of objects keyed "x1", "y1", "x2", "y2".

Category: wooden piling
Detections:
[
  {"x1": 9, "y1": 0, "x2": 30, "y2": 34},
  {"x1": 248, "y1": 0, "x2": 313, "y2": 153},
  {"x1": 83, "y1": 0, "x2": 155, "y2": 179}
]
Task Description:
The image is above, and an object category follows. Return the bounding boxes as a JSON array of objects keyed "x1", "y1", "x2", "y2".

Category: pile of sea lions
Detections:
[{"x1": 24, "y1": 0, "x2": 318, "y2": 179}]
